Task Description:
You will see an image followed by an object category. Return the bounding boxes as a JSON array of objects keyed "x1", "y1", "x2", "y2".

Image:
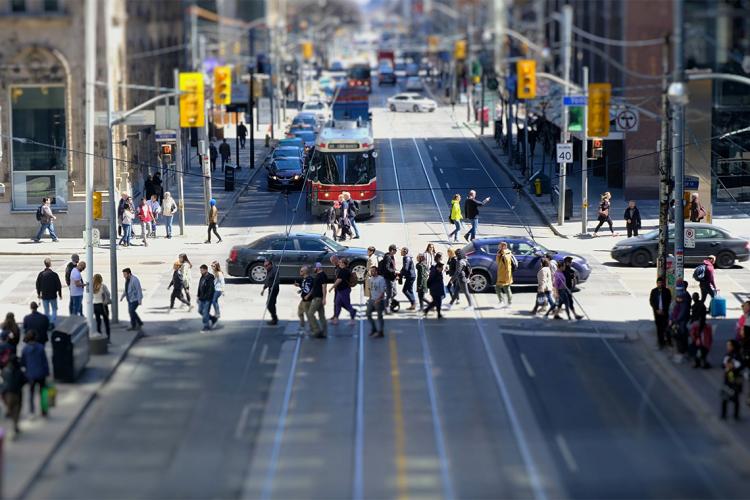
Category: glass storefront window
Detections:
[{"x1": 10, "y1": 85, "x2": 68, "y2": 210}]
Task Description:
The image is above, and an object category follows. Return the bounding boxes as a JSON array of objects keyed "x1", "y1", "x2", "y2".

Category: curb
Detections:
[
  {"x1": 463, "y1": 123, "x2": 568, "y2": 239},
  {"x1": 16, "y1": 327, "x2": 143, "y2": 500}
]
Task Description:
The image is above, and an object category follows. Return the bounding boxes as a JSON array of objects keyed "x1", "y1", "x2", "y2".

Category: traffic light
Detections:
[
  {"x1": 588, "y1": 83, "x2": 612, "y2": 137},
  {"x1": 160, "y1": 143, "x2": 173, "y2": 163},
  {"x1": 592, "y1": 138, "x2": 604, "y2": 159},
  {"x1": 516, "y1": 59, "x2": 536, "y2": 99},
  {"x1": 454, "y1": 40, "x2": 466, "y2": 60},
  {"x1": 213, "y1": 66, "x2": 232, "y2": 105},
  {"x1": 92, "y1": 191, "x2": 102, "y2": 220},
  {"x1": 301, "y1": 41, "x2": 314, "y2": 60},
  {"x1": 179, "y1": 72, "x2": 204, "y2": 128}
]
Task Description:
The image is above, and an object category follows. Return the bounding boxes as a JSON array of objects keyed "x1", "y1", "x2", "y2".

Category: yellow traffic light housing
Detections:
[
  {"x1": 454, "y1": 40, "x2": 466, "y2": 60},
  {"x1": 301, "y1": 41, "x2": 314, "y2": 60},
  {"x1": 588, "y1": 83, "x2": 612, "y2": 137},
  {"x1": 516, "y1": 59, "x2": 536, "y2": 99},
  {"x1": 92, "y1": 191, "x2": 102, "y2": 220},
  {"x1": 213, "y1": 66, "x2": 232, "y2": 105},
  {"x1": 179, "y1": 72, "x2": 205, "y2": 128}
]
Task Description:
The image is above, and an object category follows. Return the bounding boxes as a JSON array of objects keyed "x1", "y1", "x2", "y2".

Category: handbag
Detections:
[{"x1": 536, "y1": 293, "x2": 546, "y2": 306}]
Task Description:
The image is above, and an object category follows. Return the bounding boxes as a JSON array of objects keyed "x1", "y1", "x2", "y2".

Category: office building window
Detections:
[
  {"x1": 10, "y1": 86, "x2": 68, "y2": 210},
  {"x1": 44, "y1": 0, "x2": 59, "y2": 12},
  {"x1": 11, "y1": 0, "x2": 26, "y2": 12}
]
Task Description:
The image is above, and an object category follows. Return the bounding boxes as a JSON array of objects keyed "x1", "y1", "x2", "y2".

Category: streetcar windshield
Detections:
[{"x1": 309, "y1": 151, "x2": 375, "y2": 185}]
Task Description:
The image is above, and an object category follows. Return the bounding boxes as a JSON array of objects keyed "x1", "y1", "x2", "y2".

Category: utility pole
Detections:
[
  {"x1": 249, "y1": 64, "x2": 256, "y2": 169},
  {"x1": 199, "y1": 140, "x2": 213, "y2": 224},
  {"x1": 84, "y1": 0, "x2": 96, "y2": 331},
  {"x1": 557, "y1": 5, "x2": 572, "y2": 226},
  {"x1": 480, "y1": 72, "x2": 486, "y2": 136},
  {"x1": 672, "y1": 0, "x2": 686, "y2": 284},
  {"x1": 581, "y1": 66, "x2": 589, "y2": 235},
  {"x1": 105, "y1": 0, "x2": 118, "y2": 323},
  {"x1": 174, "y1": 68, "x2": 186, "y2": 236},
  {"x1": 269, "y1": 31, "x2": 275, "y2": 140},
  {"x1": 657, "y1": 38, "x2": 672, "y2": 281}
]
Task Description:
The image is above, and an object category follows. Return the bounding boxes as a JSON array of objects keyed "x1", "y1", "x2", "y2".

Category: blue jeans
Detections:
[
  {"x1": 402, "y1": 277, "x2": 416, "y2": 306},
  {"x1": 198, "y1": 299, "x2": 216, "y2": 328},
  {"x1": 350, "y1": 218, "x2": 360, "y2": 238},
  {"x1": 69, "y1": 295, "x2": 83, "y2": 316},
  {"x1": 128, "y1": 301, "x2": 142, "y2": 328},
  {"x1": 42, "y1": 298, "x2": 58, "y2": 325},
  {"x1": 212, "y1": 290, "x2": 223, "y2": 317},
  {"x1": 465, "y1": 218, "x2": 478, "y2": 240},
  {"x1": 448, "y1": 219, "x2": 462, "y2": 240},
  {"x1": 366, "y1": 299, "x2": 385, "y2": 334},
  {"x1": 35, "y1": 222, "x2": 58, "y2": 241},
  {"x1": 119, "y1": 224, "x2": 132, "y2": 245},
  {"x1": 164, "y1": 215, "x2": 174, "y2": 237}
]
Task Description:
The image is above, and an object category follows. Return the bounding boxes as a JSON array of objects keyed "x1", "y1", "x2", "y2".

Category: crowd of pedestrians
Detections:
[{"x1": 324, "y1": 192, "x2": 361, "y2": 241}]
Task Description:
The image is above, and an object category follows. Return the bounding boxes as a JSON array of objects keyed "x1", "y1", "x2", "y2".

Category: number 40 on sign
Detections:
[{"x1": 556, "y1": 143, "x2": 573, "y2": 163}]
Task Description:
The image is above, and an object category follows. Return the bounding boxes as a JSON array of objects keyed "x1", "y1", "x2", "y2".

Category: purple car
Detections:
[{"x1": 462, "y1": 237, "x2": 591, "y2": 293}]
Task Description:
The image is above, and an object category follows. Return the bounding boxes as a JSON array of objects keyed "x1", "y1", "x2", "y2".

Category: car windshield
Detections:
[
  {"x1": 273, "y1": 147, "x2": 299, "y2": 157},
  {"x1": 320, "y1": 234, "x2": 346, "y2": 252},
  {"x1": 303, "y1": 102, "x2": 324, "y2": 110},
  {"x1": 274, "y1": 159, "x2": 301, "y2": 171},
  {"x1": 294, "y1": 131, "x2": 316, "y2": 142},
  {"x1": 308, "y1": 150, "x2": 375, "y2": 185},
  {"x1": 293, "y1": 117, "x2": 316, "y2": 125}
]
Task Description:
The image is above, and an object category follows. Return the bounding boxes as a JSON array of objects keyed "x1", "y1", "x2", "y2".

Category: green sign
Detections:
[{"x1": 568, "y1": 106, "x2": 583, "y2": 132}]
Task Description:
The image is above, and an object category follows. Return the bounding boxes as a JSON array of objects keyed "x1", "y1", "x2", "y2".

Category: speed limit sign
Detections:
[{"x1": 556, "y1": 143, "x2": 573, "y2": 163}]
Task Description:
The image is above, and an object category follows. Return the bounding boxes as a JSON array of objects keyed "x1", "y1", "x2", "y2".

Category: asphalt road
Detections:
[{"x1": 23, "y1": 81, "x2": 750, "y2": 499}]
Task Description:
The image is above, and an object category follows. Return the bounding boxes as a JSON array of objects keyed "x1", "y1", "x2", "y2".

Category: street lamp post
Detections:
[
  {"x1": 670, "y1": 0, "x2": 687, "y2": 285},
  {"x1": 557, "y1": 5, "x2": 572, "y2": 226},
  {"x1": 84, "y1": 0, "x2": 97, "y2": 331}
]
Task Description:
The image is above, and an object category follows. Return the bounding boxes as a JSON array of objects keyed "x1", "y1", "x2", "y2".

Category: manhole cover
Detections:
[{"x1": 140, "y1": 261, "x2": 166, "y2": 266}]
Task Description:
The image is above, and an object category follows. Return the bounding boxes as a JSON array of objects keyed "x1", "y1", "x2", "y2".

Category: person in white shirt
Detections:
[
  {"x1": 147, "y1": 194, "x2": 161, "y2": 238},
  {"x1": 367, "y1": 266, "x2": 386, "y2": 338},
  {"x1": 211, "y1": 261, "x2": 225, "y2": 318},
  {"x1": 69, "y1": 261, "x2": 86, "y2": 316},
  {"x1": 161, "y1": 192, "x2": 178, "y2": 239},
  {"x1": 91, "y1": 273, "x2": 111, "y2": 340}
]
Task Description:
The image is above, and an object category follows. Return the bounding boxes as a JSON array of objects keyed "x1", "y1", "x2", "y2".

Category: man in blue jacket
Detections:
[{"x1": 120, "y1": 268, "x2": 143, "y2": 331}]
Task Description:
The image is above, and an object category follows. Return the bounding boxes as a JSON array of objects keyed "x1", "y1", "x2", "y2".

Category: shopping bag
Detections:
[{"x1": 41, "y1": 385, "x2": 50, "y2": 414}]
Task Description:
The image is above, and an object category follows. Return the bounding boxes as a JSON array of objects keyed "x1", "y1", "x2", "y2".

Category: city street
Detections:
[{"x1": 19, "y1": 84, "x2": 750, "y2": 499}]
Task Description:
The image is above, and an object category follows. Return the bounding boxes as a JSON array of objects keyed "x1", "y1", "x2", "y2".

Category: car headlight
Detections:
[
  {"x1": 615, "y1": 245, "x2": 632, "y2": 250},
  {"x1": 293, "y1": 174, "x2": 301, "y2": 180},
  {"x1": 270, "y1": 175, "x2": 277, "y2": 180}
]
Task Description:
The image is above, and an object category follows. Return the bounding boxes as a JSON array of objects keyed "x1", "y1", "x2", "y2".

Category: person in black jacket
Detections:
[
  {"x1": 168, "y1": 261, "x2": 190, "y2": 310},
  {"x1": 423, "y1": 263, "x2": 446, "y2": 318},
  {"x1": 378, "y1": 244, "x2": 398, "y2": 313},
  {"x1": 1, "y1": 355, "x2": 26, "y2": 437},
  {"x1": 22, "y1": 302, "x2": 49, "y2": 345},
  {"x1": 463, "y1": 190, "x2": 491, "y2": 241},
  {"x1": 219, "y1": 139, "x2": 231, "y2": 171},
  {"x1": 197, "y1": 264, "x2": 217, "y2": 331},
  {"x1": 649, "y1": 277, "x2": 673, "y2": 349},
  {"x1": 36, "y1": 258, "x2": 62, "y2": 328},
  {"x1": 623, "y1": 200, "x2": 642, "y2": 238},
  {"x1": 261, "y1": 260, "x2": 280, "y2": 325}
]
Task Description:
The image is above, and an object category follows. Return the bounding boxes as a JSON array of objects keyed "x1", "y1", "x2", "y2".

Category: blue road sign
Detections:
[
  {"x1": 563, "y1": 95, "x2": 587, "y2": 106},
  {"x1": 684, "y1": 175, "x2": 699, "y2": 190}
]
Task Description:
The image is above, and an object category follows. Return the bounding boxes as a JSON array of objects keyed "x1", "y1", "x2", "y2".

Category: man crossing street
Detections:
[
  {"x1": 219, "y1": 138, "x2": 231, "y2": 171},
  {"x1": 261, "y1": 260, "x2": 280, "y2": 326},
  {"x1": 464, "y1": 190, "x2": 490, "y2": 241}
]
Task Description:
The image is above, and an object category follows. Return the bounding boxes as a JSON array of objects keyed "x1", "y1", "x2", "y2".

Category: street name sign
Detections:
[
  {"x1": 563, "y1": 95, "x2": 587, "y2": 106},
  {"x1": 155, "y1": 129, "x2": 178, "y2": 142}
]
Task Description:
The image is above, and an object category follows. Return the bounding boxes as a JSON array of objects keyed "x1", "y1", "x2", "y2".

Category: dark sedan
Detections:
[
  {"x1": 227, "y1": 233, "x2": 382, "y2": 284},
  {"x1": 462, "y1": 237, "x2": 591, "y2": 293},
  {"x1": 611, "y1": 222, "x2": 750, "y2": 268},
  {"x1": 291, "y1": 129, "x2": 316, "y2": 151},
  {"x1": 267, "y1": 158, "x2": 304, "y2": 191}
]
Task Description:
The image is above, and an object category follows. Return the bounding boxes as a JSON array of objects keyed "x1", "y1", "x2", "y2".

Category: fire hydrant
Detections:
[{"x1": 534, "y1": 177, "x2": 542, "y2": 197}]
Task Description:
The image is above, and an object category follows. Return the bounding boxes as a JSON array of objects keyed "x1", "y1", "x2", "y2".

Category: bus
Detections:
[{"x1": 306, "y1": 119, "x2": 377, "y2": 218}]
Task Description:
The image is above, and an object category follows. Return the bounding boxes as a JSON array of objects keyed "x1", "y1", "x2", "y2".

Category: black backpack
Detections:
[
  {"x1": 693, "y1": 264, "x2": 707, "y2": 282},
  {"x1": 35, "y1": 205, "x2": 44, "y2": 221}
]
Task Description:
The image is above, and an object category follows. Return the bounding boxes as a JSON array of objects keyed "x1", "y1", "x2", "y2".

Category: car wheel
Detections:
[
  {"x1": 468, "y1": 270, "x2": 491, "y2": 293},
  {"x1": 631, "y1": 249, "x2": 651, "y2": 268},
  {"x1": 350, "y1": 261, "x2": 368, "y2": 282},
  {"x1": 715, "y1": 251, "x2": 735, "y2": 269},
  {"x1": 389, "y1": 104, "x2": 396, "y2": 112},
  {"x1": 247, "y1": 262, "x2": 267, "y2": 284},
  {"x1": 413, "y1": 104, "x2": 419, "y2": 112}
]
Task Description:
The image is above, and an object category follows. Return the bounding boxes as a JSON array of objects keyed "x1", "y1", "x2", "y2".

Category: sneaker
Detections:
[
  {"x1": 574, "y1": 315, "x2": 584, "y2": 320},
  {"x1": 553, "y1": 315, "x2": 563, "y2": 320},
  {"x1": 211, "y1": 316, "x2": 218, "y2": 325},
  {"x1": 267, "y1": 319, "x2": 279, "y2": 326},
  {"x1": 204, "y1": 240, "x2": 211, "y2": 244},
  {"x1": 217, "y1": 239, "x2": 223, "y2": 243}
]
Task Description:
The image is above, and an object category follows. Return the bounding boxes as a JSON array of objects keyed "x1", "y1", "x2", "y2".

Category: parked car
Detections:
[
  {"x1": 301, "y1": 100, "x2": 329, "y2": 122},
  {"x1": 267, "y1": 146, "x2": 304, "y2": 166},
  {"x1": 291, "y1": 112, "x2": 320, "y2": 132},
  {"x1": 266, "y1": 158, "x2": 305, "y2": 191},
  {"x1": 387, "y1": 93, "x2": 437, "y2": 112},
  {"x1": 611, "y1": 222, "x2": 750, "y2": 268},
  {"x1": 462, "y1": 237, "x2": 591, "y2": 293},
  {"x1": 226, "y1": 233, "x2": 383, "y2": 284},
  {"x1": 278, "y1": 137, "x2": 304, "y2": 149},
  {"x1": 379, "y1": 66, "x2": 396, "y2": 85},
  {"x1": 405, "y1": 76, "x2": 424, "y2": 91},
  {"x1": 291, "y1": 129, "x2": 317, "y2": 151}
]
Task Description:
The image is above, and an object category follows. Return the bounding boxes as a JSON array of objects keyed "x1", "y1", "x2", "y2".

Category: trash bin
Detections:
[
  {"x1": 565, "y1": 188, "x2": 574, "y2": 220},
  {"x1": 51, "y1": 316, "x2": 90, "y2": 383},
  {"x1": 225, "y1": 164, "x2": 235, "y2": 192}
]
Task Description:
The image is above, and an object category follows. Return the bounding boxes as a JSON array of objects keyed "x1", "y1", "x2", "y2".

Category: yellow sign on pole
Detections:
[
  {"x1": 454, "y1": 40, "x2": 466, "y2": 60},
  {"x1": 588, "y1": 83, "x2": 611, "y2": 137}
]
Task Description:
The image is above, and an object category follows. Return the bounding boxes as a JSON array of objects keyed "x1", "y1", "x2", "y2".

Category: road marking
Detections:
[
  {"x1": 389, "y1": 334, "x2": 409, "y2": 500},
  {"x1": 428, "y1": 144, "x2": 433, "y2": 150},
  {"x1": 235, "y1": 403, "x2": 251, "y2": 439},
  {"x1": 259, "y1": 344, "x2": 268, "y2": 363},
  {"x1": 520, "y1": 353, "x2": 535, "y2": 378},
  {"x1": 439, "y1": 168, "x2": 444, "y2": 174},
  {"x1": 555, "y1": 434, "x2": 578, "y2": 473},
  {"x1": 445, "y1": 183, "x2": 450, "y2": 190},
  {"x1": 433, "y1": 156, "x2": 438, "y2": 162},
  {"x1": 412, "y1": 138, "x2": 449, "y2": 237},
  {"x1": 501, "y1": 329, "x2": 627, "y2": 340},
  {"x1": 0, "y1": 271, "x2": 30, "y2": 302},
  {"x1": 353, "y1": 288, "x2": 366, "y2": 500},
  {"x1": 389, "y1": 138, "x2": 407, "y2": 226}
]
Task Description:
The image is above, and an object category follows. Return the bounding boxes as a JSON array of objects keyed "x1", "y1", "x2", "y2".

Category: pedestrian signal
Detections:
[
  {"x1": 179, "y1": 72, "x2": 204, "y2": 128},
  {"x1": 588, "y1": 83, "x2": 611, "y2": 137},
  {"x1": 213, "y1": 66, "x2": 232, "y2": 105},
  {"x1": 516, "y1": 59, "x2": 536, "y2": 99},
  {"x1": 454, "y1": 40, "x2": 466, "y2": 60},
  {"x1": 592, "y1": 138, "x2": 604, "y2": 159}
]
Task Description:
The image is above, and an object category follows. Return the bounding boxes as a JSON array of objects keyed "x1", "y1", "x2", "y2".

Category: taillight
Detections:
[
  {"x1": 229, "y1": 249, "x2": 238, "y2": 262},
  {"x1": 318, "y1": 143, "x2": 326, "y2": 149}
]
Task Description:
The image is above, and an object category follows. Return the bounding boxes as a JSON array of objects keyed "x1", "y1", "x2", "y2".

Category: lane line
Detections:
[
  {"x1": 352, "y1": 286, "x2": 366, "y2": 500},
  {"x1": 445, "y1": 183, "x2": 451, "y2": 190},
  {"x1": 439, "y1": 168, "x2": 444, "y2": 174},
  {"x1": 555, "y1": 434, "x2": 578, "y2": 473},
  {"x1": 520, "y1": 353, "x2": 536, "y2": 378},
  {"x1": 235, "y1": 403, "x2": 251, "y2": 439},
  {"x1": 260, "y1": 334, "x2": 302, "y2": 500},
  {"x1": 433, "y1": 156, "x2": 438, "y2": 162},
  {"x1": 411, "y1": 137, "x2": 450, "y2": 237},
  {"x1": 259, "y1": 344, "x2": 268, "y2": 363},
  {"x1": 501, "y1": 329, "x2": 627, "y2": 340},
  {"x1": 418, "y1": 320, "x2": 456, "y2": 500},
  {"x1": 388, "y1": 334, "x2": 409, "y2": 500},
  {"x1": 389, "y1": 138, "x2": 407, "y2": 225}
]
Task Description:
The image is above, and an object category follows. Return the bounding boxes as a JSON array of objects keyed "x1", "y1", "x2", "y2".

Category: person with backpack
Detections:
[
  {"x1": 305, "y1": 262, "x2": 328, "y2": 338},
  {"x1": 23, "y1": 302, "x2": 49, "y2": 346},
  {"x1": 329, "y1": 258, "x2": 357, "y2": 325},
  {"x1": 452, "y1": 249, "x2": 473, "y2": 309},
  {"x1": 33, "y1": 197, "x2": 59, "y2": 243},
  {"x1": 238, "y1": 122, "x2": 248, "y2": 149},
  {"x1": 36, "y1": 258, "x2": 62, "y2": 328},
  {"x1": 336, "y1": 194, "x2": 353, "y2": 241},
  {"x1": 495, "y1": 242, "x2": 516, "y2": 308},
  {"x1": 324, "y1": 204, "x2": 339, "y2": 238},
  {"x1": 21, "y1": 330, "x2": 50, "y2": 417},
  {"x1": 694, "y1": 255, "x2": 717, "y2": 304},
  {"x1": 416, "y1": 254, "x2": 429, "y2": 311},
  {"x1": 593, "y1": 192, "x2": 615, "y2": 237},
  {"x1": 136, "y1": 198, "x2": 153, "y2": 246},
  {"x1": 689, "y1": 193, "x2": 706, "y2": 222},
  {"x1": 563, "y1": 256, "x2": 584, "y2": 320},
  {"x1": 2, "y1": 353, "x2": 26, "y2": 438},
  {"x1": 168, "y1": 260, "x2": 190, "y2": 311},
  {"x1": 463, "y1": 190, "x2": 491, "y2": 242},
  {"x1": 64, "y1": 254, "x2": 79, "y2": 291},
  {"x1": 209, "y1": 142, "x2": 218, "y2": 172},
  {"x1": 179, "y1": 254, "x2": 194, "y2": 311},
  {"x1": 147, "y1": 194, "x2": 161, "y2": 238},
  {"x1": 623, "y1": 200, "x2": 642, "y2": 238},
  {"x1": 398, "y1": 248, "x2": 417, "y2": 311},
  {"x1": 197, "y1": 264, "x2": 218, "y2": 332},
  {"x1": 342, "y1": 192, "x2": 361, "y2": 239},
  {"x1": 161, "y1": 191, "x2": 178, "y2": 239},
  {"x1": 219, "y1": 138, "x2": 231, "y2": 171},
  {"x1": 205, "y1": 199, "x2": 222, "y2": 244},
  {"x1": 532, "y1": 258, "x2": 556, "y2": 315},
  {"x1": 117, "y1": 193, "x2": 132, "y2": 238},
  {"x1": 68, "y1": 260, "x2": 86, "y2": 317},
  {"x1": 379, "y1": 245, "x2": 398, "y2": 314},
  {"x1": 448, "y1": 193, "x2": 463, "y2": 242},
  {"x1": 546, "y1": 261, "x2": 572, "y2": 320}
]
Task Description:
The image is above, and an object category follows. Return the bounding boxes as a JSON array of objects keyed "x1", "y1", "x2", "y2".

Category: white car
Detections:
[
  {"x1": 387, "y1": 93, "x2": 437, "y2": 113},
  {"x1": 405, "y1": 76, "x2": 424, "y2": 91},
  {"x1": 301, "y1": 100, "x2": 329, "y2": 122}
]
